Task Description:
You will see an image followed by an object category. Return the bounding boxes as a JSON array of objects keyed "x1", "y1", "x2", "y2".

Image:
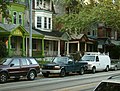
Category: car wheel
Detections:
[
  {"x1": 92, "y1": 67, "x2": 96, "y2": 74},
  {"x1": 114, "y1": 66, "x2": 118, "y2": 71},
  {"x1": 105, "y1": 66, "x2": 109, "y2": 72},
  {"x1": 0, "y1": 72, "x2": 8, "y2": 83},
  {"x1": 60, "y1": 69, "x2": 66, "y2": 77},
  {"x1": 42, "y1": 73, "x2": 49, "y2": 77},
  {"x1": 79, "y1": 68, "x2": 84, "y2": 75},
  {"x1": 27, "y1": 71, "x2": 36, "y2": 80}
]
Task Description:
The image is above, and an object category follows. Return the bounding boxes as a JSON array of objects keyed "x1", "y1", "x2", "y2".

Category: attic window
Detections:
[{"x1": 13, "y1": 12, "x2": 17, "y2": 24}]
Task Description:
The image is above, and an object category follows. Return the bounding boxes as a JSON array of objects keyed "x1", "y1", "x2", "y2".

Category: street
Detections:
[{"x1": 0, "y1": 70, "x2": 120, "y2": 91}]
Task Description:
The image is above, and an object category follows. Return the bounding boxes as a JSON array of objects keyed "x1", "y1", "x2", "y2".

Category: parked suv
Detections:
[{"x1": 0, "y1": 57, "x2": 40, "y2": 83}]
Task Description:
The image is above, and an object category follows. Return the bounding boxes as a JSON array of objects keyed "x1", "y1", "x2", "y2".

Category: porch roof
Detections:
[
  {"x1": 97, "y1": 38, "x2": 111, "y2": 45},
  {"x1": 34, "y1": 28, "x2": 70, "y2": 41},
  {"x1": 25, "y1": 27, "x2": 44, "y2": 39},
  {"x1": 0, "y1": 23, "x2": 28, "y2": 36}
]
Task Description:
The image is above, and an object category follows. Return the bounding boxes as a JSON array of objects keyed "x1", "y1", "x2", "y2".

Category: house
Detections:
[
  {"x1": 31, "y1": 0, "x2": 71, "y2": 57},
  {"x1": 0, "y1": 0, "x2": 71, "y2": 57}
]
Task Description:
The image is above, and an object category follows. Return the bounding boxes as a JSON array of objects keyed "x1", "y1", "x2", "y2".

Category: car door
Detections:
[
  {"x1": 95, "y1": 56, "x2": 101, "y2": 71},
  {"x1": 66, "y1": 58, "x2": 75, "y2": 72},
  {"x1": 8, "y1": 58, "x2": 21, "y2": 77},
  {"x1": 20, "y1": 58, "x2": 30, "y2": 76}
]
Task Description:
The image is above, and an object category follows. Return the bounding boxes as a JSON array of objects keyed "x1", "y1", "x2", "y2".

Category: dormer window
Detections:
[
  {"x1": 43, "y1": 0, "x2": 46, "y2": 8},
  {"x1": 13, "y1": 12, "x2": 17, "y2": 24},
  {"x1": 19, "y1": 14, "x2": 22, "y2": 25}
]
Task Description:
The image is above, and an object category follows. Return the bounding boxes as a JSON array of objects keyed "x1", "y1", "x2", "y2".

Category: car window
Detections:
[
  {"x1": 1, "y1": 58, "x2": 12, "y2": 65},
  {"x1": 30, "y1": 58, "x2": 38, "y2": 64},
  {"x1": 94, "y1": 82, "x2": 120, "y2": 91},
  {"x1": 10, "y1": 59, "x2": 20, "y2": 67},
  {"x1": 21, "y1": 59, "x2": 30, "y2": 65}
]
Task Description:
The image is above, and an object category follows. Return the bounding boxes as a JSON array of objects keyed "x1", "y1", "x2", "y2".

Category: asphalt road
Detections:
[{"x1": 0, "y1": 70, "x2": 120, "y2": 91}]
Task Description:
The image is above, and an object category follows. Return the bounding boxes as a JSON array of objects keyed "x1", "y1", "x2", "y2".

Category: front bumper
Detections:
[{"x1": 41, "y1": 69, "x2": 61, "y2": 74}]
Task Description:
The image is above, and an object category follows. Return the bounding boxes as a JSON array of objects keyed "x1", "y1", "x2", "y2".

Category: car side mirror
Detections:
[
  {"x1": 68, "y1": 61, "x2": 73, "y2": 64},
  {"x1": 10, "y1": 64, "x2": 14, "y2": 67}
]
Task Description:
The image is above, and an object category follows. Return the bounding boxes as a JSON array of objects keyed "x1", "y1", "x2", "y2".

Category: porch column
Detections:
[
  {"x1": 26, "y1": 37, "x2": 28, "y2": 56},
  {"x1": 58, "y1": 40, "x2": 60, "y2": 56},
  {"x1": 42, "y1": 39, "x2": 44, "y2": 57},
  {"x1": 67, "y1": 42, "x2": 69, "y2": 55},
  {"x1": 85, "y1": 43, "x2": 87, "y2": 52},
  {"x1": 8, "y1": 35, "x2": 11, "y2": 56},
  {"x1": 22, "y1": 36, "x2": 25, "y2": 56},
  {"x1": 78, "y1": 42, "x2": 80, "y2": 52}
]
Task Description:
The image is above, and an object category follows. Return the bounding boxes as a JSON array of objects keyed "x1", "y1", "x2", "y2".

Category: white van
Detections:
[{"x1": 80, "y1": 52, "x2": 111, "y2": 73}]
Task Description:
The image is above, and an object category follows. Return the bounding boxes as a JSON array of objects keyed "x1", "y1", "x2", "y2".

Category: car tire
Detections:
[
  {"x1": 27, "y1": 71, "x2": 36, "y2": 80},
  {"x1": 42, "y1": 73, "x2": 49, "y2": 77},
  {"x1": 79, "y1": 68, "x2": 84, "y2": 75},
  {"x1": 114, "y1": 66, "x2": 118, "y2": 71},
  {"x1": 92, "y1": 67, "x2": 96, "y2": 74},
  {"x1": 0, "y1": 72, "x2": 8, "y2": 83},
  {"x1": 105, "y1": 66, "x2": 109, "y2": 72},
  {"x1": 60, "y1": 69, "x2": 66, "y2": 77}
]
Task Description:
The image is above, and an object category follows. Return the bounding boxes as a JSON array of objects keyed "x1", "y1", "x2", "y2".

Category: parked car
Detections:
[
  {"x1": 0, "y1": 57, "x2": 40, "y2": 83},
  {"x1": 93, "y1": 74, "x2": 120, "y2": 91},
  {"x1": 41, "y1": 56, "x2": 87, "y2": 77},
  {"x1": 79, "y1": 52, "x2": 111, "y2": 73},
  {"x1": 110, "y1": 59, "x2": 120, "y2": 70}
]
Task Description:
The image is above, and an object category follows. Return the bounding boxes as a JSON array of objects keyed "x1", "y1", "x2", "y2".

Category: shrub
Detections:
[{"x1": 0, "y1": 41, "x2": 8, "y2": 58}]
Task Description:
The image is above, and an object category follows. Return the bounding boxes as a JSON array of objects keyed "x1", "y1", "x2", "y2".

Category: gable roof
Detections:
[{"x1": 0, "y1": 23, "x2": 28, "y2": 36}]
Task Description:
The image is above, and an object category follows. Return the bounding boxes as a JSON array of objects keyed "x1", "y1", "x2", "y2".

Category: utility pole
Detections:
[{"x1": 29, "y1": 0, "x2": 32, "y2": 57}]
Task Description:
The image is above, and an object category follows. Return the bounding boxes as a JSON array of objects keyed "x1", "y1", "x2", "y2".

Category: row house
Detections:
[{"x1": 0, "y1": 0, "x2": 70, "y2": 57}]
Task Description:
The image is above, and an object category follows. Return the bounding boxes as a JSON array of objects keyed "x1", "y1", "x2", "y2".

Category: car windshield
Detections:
[
  {"x1": 0, "y1": 58, "x2": 12, "y2": 65},
  {"x1": 81, "y1": 55, "x2": 95, "y2": 61},
  {"x1": 53, "y1": 57, "x2": 68, "y2": 64},
  {"x1": 94, "y1": 82, "x2": 120, "y2": 91}
]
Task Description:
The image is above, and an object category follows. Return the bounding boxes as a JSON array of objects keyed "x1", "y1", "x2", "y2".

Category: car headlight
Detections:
[
  {"x1": 87, "y1": 64, "x2": 92, "y2": 67},
  {"x1": 54, "y1": 66, "x2": 60, "y2": 69}
]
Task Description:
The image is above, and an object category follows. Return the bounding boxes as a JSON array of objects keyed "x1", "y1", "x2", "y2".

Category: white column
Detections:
[
  {"x1": 78, "y1": 42, "x2": 80, "y2": 52},
  {"x1": 85, "y1": 43, "x2": 87, "y2": 52},
  {"x1": 58, "y1": 40, "x2": 60, "y2": 56},
  {"x1": 67, "y1": 42, "x2": 69, "y2": 55}
]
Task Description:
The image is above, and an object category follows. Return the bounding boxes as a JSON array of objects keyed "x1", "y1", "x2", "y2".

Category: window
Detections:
[
  {"x1": 36, "y1": 0, "x2": 39, "y2": 6},
  {"x1": 44, "y1": 17, "x2": 47, "y2": 28},
  {"x1": 30, "y1": 59, "x2": 38, "y2": 64},
  {"x1": 13, "y1": 12, "x2": 17, "y2": 24},
  {"x1": 10, "y1": 59, "x2": 20, "y2": 67},
  {"x1": 19, "y1": 14, "x2": 22, "y2": 25},
  {"x1": 32, "y1": 39, "x2": 37, "y2": 49},
  {"x1": 43, "y1": 0, "x2": 46, "y2": 8},
  {"x1": 48, "y1": 18, "x2": 51, "y2": 29},
  {"x1": 37, "y1": 16, "x2": 42, "y2": 28},
  {"x1": 4, "y1": 10, "x2": 10, "y2": 24},
  {"x1": 96, "y1": 56, "x2": 99, "y2": 62},
  {"x1": 21, "y1": 59, "x2": 30, "y2": 65}
]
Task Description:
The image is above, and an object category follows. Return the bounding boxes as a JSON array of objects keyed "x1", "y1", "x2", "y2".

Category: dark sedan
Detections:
[{"x1": 0, "y1": 57, "x2": 40, "y2": 83}]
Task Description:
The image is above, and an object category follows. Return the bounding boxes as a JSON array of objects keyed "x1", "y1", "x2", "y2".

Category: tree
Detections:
[
  {"x1": 0, "y1": 0, "x2": 16, "y2": 20},
  {"x1": 53, "y1": 0, "x2": 120, "y2": 34}
]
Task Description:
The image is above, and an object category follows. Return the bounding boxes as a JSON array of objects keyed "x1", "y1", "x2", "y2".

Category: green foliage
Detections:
[
  {"x1": 0, "y1": 0, "x2": 16, "y2": 21},
  {"x1": 0, "y1": 41, "x2": 8, "y2": 58},
  {"x1": 110, "y1": 45, "x2": 120, "y2": 59},
  {"x1": 54, "y1": 0, "x2": 120, "y2": 33}
]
